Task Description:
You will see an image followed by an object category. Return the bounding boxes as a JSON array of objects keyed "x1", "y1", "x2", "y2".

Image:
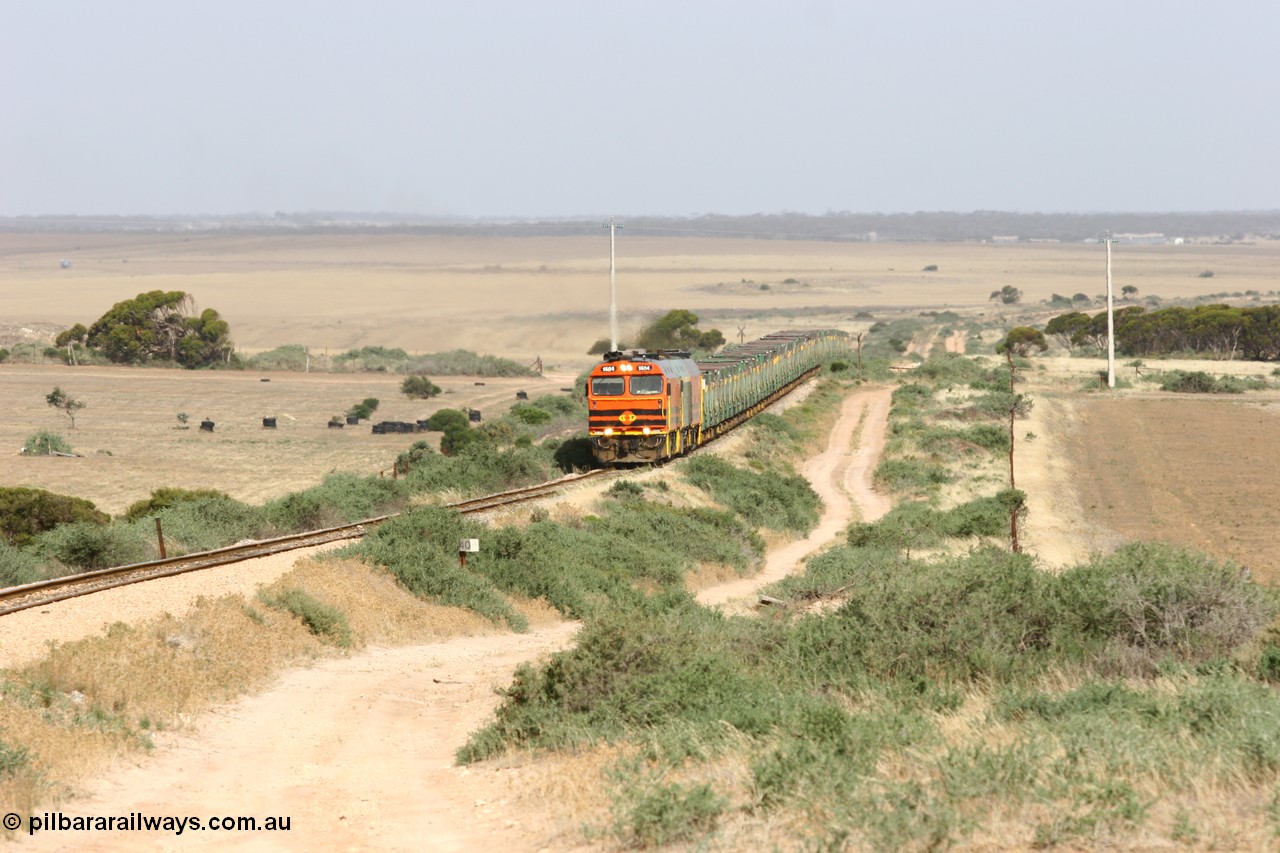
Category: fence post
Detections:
[{"x1": 155, "y1": 518, "x2": 167, "y2": 559}]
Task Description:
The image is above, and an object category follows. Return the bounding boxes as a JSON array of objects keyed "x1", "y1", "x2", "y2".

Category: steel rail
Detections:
[{"x1": 0, "y1": 469, "x2": 614, "y2": 617}]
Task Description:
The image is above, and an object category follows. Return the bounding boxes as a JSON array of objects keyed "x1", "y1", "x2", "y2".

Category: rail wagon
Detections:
[{"x1": 587, "y1": 329, "x2": 848, "y2": 464}]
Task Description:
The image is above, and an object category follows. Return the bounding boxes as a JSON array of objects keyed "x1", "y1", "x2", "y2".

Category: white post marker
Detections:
[
  {"x1": 604, "y1": 217, "x2": 623, "y2": 351},
  {"x1": 1104, "y1": 231, "x2": 1117, "y2": 389}
]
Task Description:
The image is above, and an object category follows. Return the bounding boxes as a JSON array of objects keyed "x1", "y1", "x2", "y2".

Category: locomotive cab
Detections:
[{"x1": 587, "y1": 350, "x2": 702, "y2": 464}]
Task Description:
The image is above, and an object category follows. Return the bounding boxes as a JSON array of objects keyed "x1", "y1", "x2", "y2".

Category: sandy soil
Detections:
[
  {"x1": 12, "y1": 384, "x2": 892, "y2": 852},
  {"x1": 0, "y1": 542, "x2": 351, "y2": 671}
]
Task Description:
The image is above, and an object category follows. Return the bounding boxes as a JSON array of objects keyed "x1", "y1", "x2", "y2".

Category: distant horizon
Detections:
[{"x1": 4, "y1": 208, "x2": 1280, "y2": 221}]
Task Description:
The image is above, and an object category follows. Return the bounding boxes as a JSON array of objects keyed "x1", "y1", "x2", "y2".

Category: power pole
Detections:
[
  {"x1": 604, "y1": 218, "x2": 623, "y2": 351},
  {"x1": 1103, "y1": 231, "x2": 1117, "y2": 388},
  {"x1": 1005, "y1": 348, "x2": 1021, "y2": 553}
]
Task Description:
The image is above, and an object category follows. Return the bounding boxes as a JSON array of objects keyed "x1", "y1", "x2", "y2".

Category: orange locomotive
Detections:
[{"x1": 586, "y1": 329, "x2": 848, "y2": 465}]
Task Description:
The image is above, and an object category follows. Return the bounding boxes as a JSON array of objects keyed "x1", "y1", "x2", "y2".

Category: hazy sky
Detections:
[{"x1": 3, "y1": 0, "x2": 1277, "y2": 217}]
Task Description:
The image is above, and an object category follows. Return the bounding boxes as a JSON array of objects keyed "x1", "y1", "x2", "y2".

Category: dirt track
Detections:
[{"x1": 14, "y1": 386, "x2": 892, "y2": 852}]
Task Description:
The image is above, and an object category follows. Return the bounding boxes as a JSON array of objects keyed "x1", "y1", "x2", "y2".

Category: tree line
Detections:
[{"x1": 1046, "y1": 303, "x2": 1280, "y2": 360}]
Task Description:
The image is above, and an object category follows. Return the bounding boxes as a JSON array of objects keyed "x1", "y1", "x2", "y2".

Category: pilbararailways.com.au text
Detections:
[{"x1": 11, "y1": 812, "x2": 291, "y2": 835}]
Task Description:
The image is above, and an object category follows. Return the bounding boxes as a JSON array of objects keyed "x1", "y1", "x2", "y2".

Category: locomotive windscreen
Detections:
[{"x1": 591, "y1": 377, "x2": 625, "y2": 395}]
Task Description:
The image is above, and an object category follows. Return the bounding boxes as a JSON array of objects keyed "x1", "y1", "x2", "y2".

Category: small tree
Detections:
[
  {"x1": 401, "y1": 375, "x2": 441, "y2": 399},
  {"x1": 1121, "y1": 284, "x2": 1139, "y2": 300},
  {"x1": 176, "y1": 412, "x2": 190, "y2": 427},
  {"x1": 988, "y1": 285, "x2": 1023, "y2": 305},
  {"x1": 46, "y1": 387, "x2": 86, "y2": 428},
  {"x1": 996, "y1": 327, "x2": 1048, "y2": 357}
]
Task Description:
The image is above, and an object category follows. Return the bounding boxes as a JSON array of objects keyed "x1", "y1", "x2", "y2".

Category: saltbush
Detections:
[
  {"x1": 873, "y1": 458, "x2": 951, "y2": 493},
  {"x1": 33, "y1": 522, "x2": 149, "y2": 572},
  {"x1": 683, "y1": 456, "x2": 820, "y2": 533},
  {"x1": 260, "y1": 588, "x2": 352, "y2": 647},
  {"x1": 21, "y1": 430, "x2": 74, "y2": 457},
  {"x1": 0, "y1": 541, "x2": 46, "y2": 587},
  {"x1": 264, "y1": 473, "x2": 408, "y2": 532},
  {"x1": 145, "y1": 496, "x2": 271, "y2": 553}
]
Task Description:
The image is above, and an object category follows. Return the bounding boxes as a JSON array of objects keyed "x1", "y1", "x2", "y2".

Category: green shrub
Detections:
[
  {"x1": 21, "y1": 430, "x2": 74, "y2": 456},
  {"x1": 340, "y1": 507, "x2": 527, "y2": 630},
  {"x1": 146, "y1": 496, "x2": 271, "y2": 553},
  {"x1": 0, "y1": 541, "x2": 46, "y2": 587},
  {"x1": 1258, "y1": 644, "x2": 1280, "y2": 683},
  {"x1": 918, "y1": 424, "x2": 1009, "y2": 455},
  {"x1": 0, "y1": 740, "x2": 31, "y2": 778},
  {"x1": 684, "y1": 456, "x2": 820, "y2": 533},
  {"x1": 245, "y1": 344, "x2": 309, "y2": 371},
  {"x1": 873, "y1": 458, "x2": 950, "y2": 493},
  {"x1": 1053, "y1": 543, "x2": 1273, "y2": 672},
  {"x1": 395, "y1": 440, "x2": 436, "y2": 469},
  {"x1": 264, "y1": 473, "x2": 408, "y2": 532},
  {"x1": 612, "y1": 779, "x2": 726, "y2": 849},
  {"x1": 33, "y1": 522, "x2": 149, "y2": 571},
  {"x1": 347, "y1": 397, "x2": 380, "y2": 420},
  {"x1": 606, "y1": 480, "x2": 644, "y2": 500},
  {"x1": 123, "y1": 487, "x2": 231, "y2": 521},
  {"x1": 260, "y1": 588, "x2": 352, "y2": 647},
  {"x1": 401, "y1": 375, "x2": 441, "y2": 399},
  {"x1": 0, "y1": 486, "x2": 109, "y2": 546},
  {"x1": 1156, "y1": 370, "x2": 1266, "y2": 394},
  {"x1": 508, "y1": 403, "x2": 552, "y2": 425}
]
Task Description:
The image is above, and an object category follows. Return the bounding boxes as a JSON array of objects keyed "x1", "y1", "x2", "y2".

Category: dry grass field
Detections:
[
  {"x1": 4, "y1": 232, "x2": 1279, "y2": 370},
  {"x1": 0, "y1": 364, "x2": 555, "y2": 515},
  {"x1": 2, "y1": 230, "x2": 1280, "y2": 526}
]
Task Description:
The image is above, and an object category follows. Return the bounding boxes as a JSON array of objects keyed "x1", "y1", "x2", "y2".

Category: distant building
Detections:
[
  {"x1": 1114, "y1": 233, "x2": 1167, "y2": 245},
  {"x1": 991, "y1": 235, "x2": 1019, "y2": 243}
]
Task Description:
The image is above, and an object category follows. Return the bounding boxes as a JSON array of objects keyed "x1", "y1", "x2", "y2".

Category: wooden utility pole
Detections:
[
  {"x1": 1006, "y1": 348, "x2": 1021, "y2": 553},
  {"x1": 1103, "y1": 231, "x2": 1117, "y2": 388}
]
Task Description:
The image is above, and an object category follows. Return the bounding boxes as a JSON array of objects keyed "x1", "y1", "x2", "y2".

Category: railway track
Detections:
[{"x1": 0, "y1": 468, "x2": 614, "y2": 618}]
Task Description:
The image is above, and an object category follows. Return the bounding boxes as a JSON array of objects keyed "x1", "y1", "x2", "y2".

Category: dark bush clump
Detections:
[
  {"x1": 123, "y1": 487, "x2": 232, "y2": 521},
  {"x1": 0, "y1": 487, "x2": 109, "y2": 547}
]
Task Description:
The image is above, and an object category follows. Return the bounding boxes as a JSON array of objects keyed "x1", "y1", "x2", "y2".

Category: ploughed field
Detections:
[{"x1": 1067, "y1": 396, "x2": 1280, "y2": 583}]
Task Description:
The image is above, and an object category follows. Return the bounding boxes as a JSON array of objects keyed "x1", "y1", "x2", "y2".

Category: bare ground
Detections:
[
  {"x1": 1065, "y1": 395, "x2": 1280, "y2": 583},
  {"x1": 13, "y1": 385, "x2": 892, "y2": 852}
]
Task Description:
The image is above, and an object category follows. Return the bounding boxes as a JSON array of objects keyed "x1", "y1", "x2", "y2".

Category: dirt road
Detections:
[
  {"x1": 15, "y1": 387, "x2": 893, "y2": 852},
  {"x1": 698, "y1": 387, "x2": 892, "y2": 609}
]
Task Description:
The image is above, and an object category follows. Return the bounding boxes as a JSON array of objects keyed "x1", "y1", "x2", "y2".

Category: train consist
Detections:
[{"x1": 587, "y1": 328, "x2": 849, "y2": 465}]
